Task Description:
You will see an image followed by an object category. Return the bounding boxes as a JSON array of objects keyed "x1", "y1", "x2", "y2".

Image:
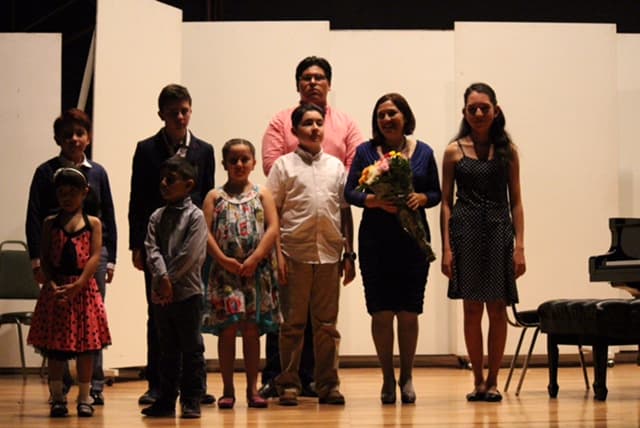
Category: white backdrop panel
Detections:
[
  {"x1": 617, "y1": 34, "x2": 640, "y2": 217},
  {"x1": 331, "y1": 30, "x2": 455, "y2": 355},
  {"x1": 455, "y1": 22, "x2": 620, "y2": 356},
  {"x1": 0, "y1": 33, "x2": 60, "y2": 368},
  {"x1": 183, "y1": 21, "x2": 331, "y2": 188},
  {"x1": 93, "y1": 0, "x2": 182, "y2": 368}
]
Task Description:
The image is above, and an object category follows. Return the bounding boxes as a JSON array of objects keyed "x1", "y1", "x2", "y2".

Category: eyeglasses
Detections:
[{"x1": 299, "y1": 73, "x2": 327, "y2": 83}]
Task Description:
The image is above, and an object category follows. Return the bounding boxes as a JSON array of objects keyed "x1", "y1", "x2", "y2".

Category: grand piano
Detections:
[
  {"x1": 589, "y1": 217, "x2": 640, "y2": 296},
  {"x1": 539, "y1": 217, "x2": 640, "y2": 400}
]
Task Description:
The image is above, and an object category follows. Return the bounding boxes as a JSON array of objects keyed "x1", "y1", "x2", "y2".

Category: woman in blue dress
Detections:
[{"x1": 345, "y1": 93, "x2": 441, "y2": 405}]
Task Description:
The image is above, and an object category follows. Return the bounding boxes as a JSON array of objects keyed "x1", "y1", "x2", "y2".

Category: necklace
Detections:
[
  {"x1": 398, "y1": 136, "x2": 407, "y2": 153},
  {"x1": 379, "y1": 136, "x2": 411, "y2": 160},
  {"x1": 384, "y1": 136, "x2": 407, "y2": 153}
]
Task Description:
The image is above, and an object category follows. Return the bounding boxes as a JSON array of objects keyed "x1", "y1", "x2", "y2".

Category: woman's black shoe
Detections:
[
  {"x1": 381, "y1": 380, "x2": 396, "y2": 404},
  {"x1": 400, "y1": 379, "x2": 416, "y2": 404}
]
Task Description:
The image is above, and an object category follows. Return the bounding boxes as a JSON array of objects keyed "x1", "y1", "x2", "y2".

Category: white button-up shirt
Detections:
[{"x1": 266, "y1": 148, "x2": 347, "y2": 264}]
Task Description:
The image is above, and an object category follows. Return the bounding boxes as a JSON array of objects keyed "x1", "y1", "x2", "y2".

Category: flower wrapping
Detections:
[{"x1": 357, "y1": 150, "x2": 436, "y2": 262}]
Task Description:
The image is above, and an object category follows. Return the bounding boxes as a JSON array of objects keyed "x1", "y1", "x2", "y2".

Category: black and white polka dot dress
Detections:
[{"x1": 447, "y1": 141, "x2": 518, "y2": 304}]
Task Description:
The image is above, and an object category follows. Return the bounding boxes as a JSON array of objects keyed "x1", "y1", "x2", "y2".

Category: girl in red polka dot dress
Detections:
[{"x1": 27, "y1": 167, "x2": 111, "y2": 418}]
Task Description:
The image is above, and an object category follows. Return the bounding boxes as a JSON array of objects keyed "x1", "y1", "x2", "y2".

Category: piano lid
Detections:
[{"x1": 588, "y1": 218, "x2": 640, "y2": 294}]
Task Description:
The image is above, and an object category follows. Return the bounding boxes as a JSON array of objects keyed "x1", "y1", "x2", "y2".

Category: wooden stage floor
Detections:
[{"x1": 0, "y1": 364, "x2": 638, "y2": 427}]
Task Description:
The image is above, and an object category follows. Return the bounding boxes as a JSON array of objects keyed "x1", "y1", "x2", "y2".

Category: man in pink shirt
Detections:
[
  {"x1": 262, "y1": 56, "x2": 364, "y2": 176},
  {"x1": 259, "y1": 56, "x2": 363, "y2": 399}
]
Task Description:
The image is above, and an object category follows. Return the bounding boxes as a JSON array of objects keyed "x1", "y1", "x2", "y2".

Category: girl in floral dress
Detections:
[
  {"x1": 202, "y1": 139, "x2": 281, "y2": 409},
  {"x1": 27, "y1": 167, "x2": 111, "y2": 418}
]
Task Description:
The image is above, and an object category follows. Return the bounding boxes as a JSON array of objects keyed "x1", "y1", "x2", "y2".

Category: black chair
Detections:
[
  {"x1": 0, "y1": 240, "x2": 41, "y2": 380},
  {"x1": 504, "y1": 303, "x2": 589, "y2": 396}
]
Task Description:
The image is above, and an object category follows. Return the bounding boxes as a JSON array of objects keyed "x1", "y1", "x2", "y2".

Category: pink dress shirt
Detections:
[{"x1": 261, "y1": 104, "x2": 364, "y2": 175}]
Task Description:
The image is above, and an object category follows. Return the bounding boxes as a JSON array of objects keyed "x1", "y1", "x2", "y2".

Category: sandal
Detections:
[
  {"x1": 77, "y1": 402, "x2": 94, "y2": 417},
  {"x1": 247, "y1": 394, "x2": 268, "y2": 408},
  {"x1": 466, "y1": 386, "x2": 486, "y2": 402},
  {"x1": 217, "y1": 396, "x2": 235, "y2": 409},
  {"x1": 50, "y1": 401, "x2": 68, "y2": 418},
  {"x1": 484, "y1": 387, "x2": 503, "y2": 402}
]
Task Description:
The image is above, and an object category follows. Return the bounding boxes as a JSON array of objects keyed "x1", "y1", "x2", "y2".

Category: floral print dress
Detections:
[{"x1": 202, "y1": 185, "x2": 281, "y2": 335}]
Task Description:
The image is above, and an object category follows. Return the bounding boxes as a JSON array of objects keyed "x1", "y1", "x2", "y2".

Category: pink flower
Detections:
[{"x1": 378, "y1": 157, "x2": 390, "y2": 172}]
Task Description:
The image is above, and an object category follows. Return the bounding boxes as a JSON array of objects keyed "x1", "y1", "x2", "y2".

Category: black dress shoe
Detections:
[
  {"x1": 50, "y1": 401, "x2": 68, "y2": 418},
  {"x1": 318, "y1": 389, "x2": 345, "y2": 405},
  {"x1": 138, "y1": 390, "x2": 159, "y2": 405},
  {"x1": 141, "y1": 402, "x2": 175, "y2": 417},
  {"x1": 258, "y1": 382, "x2": 278, "y2": 399},
  {"x1": 200, "y1": 393, "x2": 216, "y2": 404},
  {"x1": 181, "y1": 399, "x2": 201, "y2": 418},
  {"x1": 381, "y1": 381, "x2": 396, "y2": 404},
  {"x1": 400, "y1": 380, "x2": 416, "y2": 404},
  {"x1": 90, "y1": 391, "x2": 105, "y2": 406},
  {"x1": 300, "y1": 383, "x2": 318, "y2": 398}
]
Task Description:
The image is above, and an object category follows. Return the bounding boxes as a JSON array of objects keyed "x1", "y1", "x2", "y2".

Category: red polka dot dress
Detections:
[{"x1": 28, "y1": 214, "x2": 111, "y2": 358}]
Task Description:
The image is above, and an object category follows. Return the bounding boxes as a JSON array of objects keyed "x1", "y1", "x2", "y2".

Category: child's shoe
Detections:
[
  {"x1": 318, "y1": 389, "x2": 345, "y2": 405},
  {"x1": 141, "y1": 401, "x2": 176, "y2": 417},
  {"x1": 138, "y1": 389, "x2": 159, "y2": 405},
  {"x1": 77, "y1": 402, "x2": 94, "y2": 417},
  {"x1": 90, "y1": 390, "x2": 105, "y2": 405},
  {"x1": 217, "y1": 396, "x2": 236, "y2": 409},
  {"x1": 200, "y1": 392, "x2": 216, "y2": 405},
  {"x1": 278, "y1": 388, "x2": 298, "y2": 406},
  {"x1": 180, "y1": 399, "x2": 201, "y2": 418},
  {"x1": 247, "y1": 394, "x2": 268, "y2": 408},
  {"x1": 50, "y1": 401, "x2": 68, "y2": 417}
]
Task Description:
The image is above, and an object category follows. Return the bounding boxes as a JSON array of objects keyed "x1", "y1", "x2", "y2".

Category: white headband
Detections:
[{"x1": 53, "y1": 167, "x2": 88, "y2": 186}]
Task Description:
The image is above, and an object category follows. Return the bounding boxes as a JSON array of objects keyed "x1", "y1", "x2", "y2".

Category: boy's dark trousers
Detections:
[
  {"x1": 153, "y1": 294, "x2": 206, "y2": 405},
  {"x1": 143, "y1": 267, "x2": 162, "y2": 394}
]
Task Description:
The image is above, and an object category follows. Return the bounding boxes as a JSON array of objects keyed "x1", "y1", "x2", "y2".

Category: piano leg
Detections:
[
  {"x1": 547, "y1": 334, "x2": 559, "y2": 398},
  {"x1": 592, "y1": 342, "x2": 608, "y2": 401}
]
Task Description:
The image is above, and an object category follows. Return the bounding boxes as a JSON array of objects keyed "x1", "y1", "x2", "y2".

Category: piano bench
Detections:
[{"x1": 538, "y1": 298, "x2": 640, "y2": 401}]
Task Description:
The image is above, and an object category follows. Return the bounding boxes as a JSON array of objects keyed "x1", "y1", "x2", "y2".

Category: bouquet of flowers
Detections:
[{"x1": 357, "y1": 151, "x2": 436, "y2": 262}]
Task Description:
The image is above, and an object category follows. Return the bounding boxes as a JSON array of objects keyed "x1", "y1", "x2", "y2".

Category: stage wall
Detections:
[{"x1": 2, "y1": 2, "x2": 638, "y2": 369}]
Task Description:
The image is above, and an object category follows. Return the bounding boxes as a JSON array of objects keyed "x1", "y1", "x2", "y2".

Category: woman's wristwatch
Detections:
[{"x1": 343, "y1": 251, "x2": 357, "y2": 261}]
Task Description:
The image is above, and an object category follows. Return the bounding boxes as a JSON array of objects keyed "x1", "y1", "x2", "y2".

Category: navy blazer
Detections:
[
  {"x1": 26, "y1": 156, "x2": 118, "y2": 264},
  {"x1": 128, "y1": 129, "x2": 215, "y2": 251}
]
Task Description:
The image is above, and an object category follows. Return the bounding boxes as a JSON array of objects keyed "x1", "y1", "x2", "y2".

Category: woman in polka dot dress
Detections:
[
  {"x1": 27, "y1": 167, "x2": 111, "y2": 418},
  {"x1": 440, "y1": 83, "x2": 526, "y2": 403}
]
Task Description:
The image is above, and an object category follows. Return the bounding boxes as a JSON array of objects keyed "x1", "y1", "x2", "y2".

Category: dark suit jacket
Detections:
[{"x1": 128, "y1": 129, "x2": 215, "y2": 251}]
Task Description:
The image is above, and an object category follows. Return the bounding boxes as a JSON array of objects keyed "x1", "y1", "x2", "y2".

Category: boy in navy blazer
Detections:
[{"x1": 129, "y1": 84, "x2": 215, "y2": 406}]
